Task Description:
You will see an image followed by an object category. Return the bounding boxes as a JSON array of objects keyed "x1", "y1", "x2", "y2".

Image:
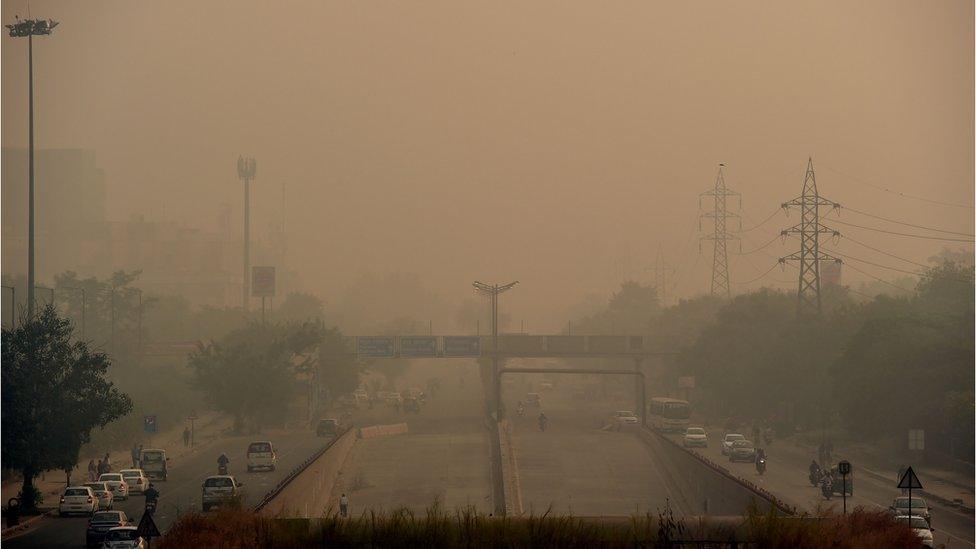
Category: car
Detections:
[
  {"x1": 138, "y1": 448, "x2": 168, "y2": 481},
  {"x1": 612, "y1": 410, "x2": 640, "y2": 426},
  {"x1": 353, "y1": 389, "x2": 369, "y2": 402},
  {"x1": 890, "y1": 496, "x2": 931, "y2": 524},
  {"x1": 683, "y1": 427, "x2": 708, "y2": 448},
  {"x1": 728, "y1": 440, "x2": 757, "y2": 462},
  {"x1": 525, "y1": 393, "x2": 542, "y2": 407},
  {"x1": 97, "y1": 473, "x2": 129, "y2": 501},
  {"x1": 402, "y1": 397, "x2": 421, "y2": 413},
  {"x1": 100, "y1": 525, "x2": 147, "y2": 549},
  {"x1": 83, "y1": 482, "x2": 114, "y2": 510},
  {"x1": 118, "y1": 469, "x2": 149, "y2": 495},
  {"x1": 316, "y1": 418, "x2": 340, "y2": 437},
  {"x1": 386, "y1": 392, "x2": 403, "y2": 405},
  {"x1": 246, "y1": 441, "x2": 278, "y2": 472},
  {"x1": 376, "y1": 390, "x2": 392, "y2": 401},
  {"x1": 59, "y1": 486, "x2": 97, "y2": 516},
  {"x1": 895, "y1": 515, "x2": 935, "y2": 548},
  {"x1": 721, "y1": 433, "x2": 746, "y2": 455},
  {"x1": 201, "y1": 475, "x2": 244, "y2": 512},
  {"x1": 85, "y1": 510, "x2": 130, "y2": 547}
]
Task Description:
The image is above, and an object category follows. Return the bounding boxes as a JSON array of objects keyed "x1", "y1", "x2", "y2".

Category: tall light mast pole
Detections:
[
  {"x1": 473, "y1": 280, "x2": 519, "y2": 420},
  {"x1": 237, "y1": 156, "x2": 256, "y2": 311},
  {"x1": 6, "y1": 16, "x2": 59, "y2": 317}
]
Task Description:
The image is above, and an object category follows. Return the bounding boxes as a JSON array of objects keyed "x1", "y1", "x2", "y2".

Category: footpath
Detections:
[{"x1": 2, "y1": 412, "x2": 231, "y2": 531}]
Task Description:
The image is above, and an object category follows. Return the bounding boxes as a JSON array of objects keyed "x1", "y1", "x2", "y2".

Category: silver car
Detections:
[{"x1": 728, "y1": 440, "x2": 757, "y2": 462}]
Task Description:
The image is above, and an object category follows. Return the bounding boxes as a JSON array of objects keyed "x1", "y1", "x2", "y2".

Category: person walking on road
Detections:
[
  {"x1": 340, "y1": 493, "x2": 349, "y2": 517},
  {"x1": 183, "y1": 426, "x2": 191, "y2": 447},
  {"x1": 103, "y1": 453, "x2": 112, "y2": 473},
  {"x1": 131, "y1": 444, "x2": 140, "y2": 468},
  {"x1": 87, "y1": 460, "x2": 97, "y2": 482},
  {"x1": 97, "y1": 458, "x2": 107, "y2": 476}
]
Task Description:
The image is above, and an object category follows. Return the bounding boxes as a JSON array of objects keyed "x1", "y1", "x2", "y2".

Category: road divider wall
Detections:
[
  {"x1": 255, "y1": 429, "x2": 356, "y2": 517},
  {"x1": 358, "y1": 423, "x2": 409, "y2": 439},
  {"x1": 497, "y1": 420, "x2": 524, "y2": 516}
]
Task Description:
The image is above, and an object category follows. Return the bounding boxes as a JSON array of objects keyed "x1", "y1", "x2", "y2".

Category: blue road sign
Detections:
[
  {"x1": 444, "y1": 336, "x2": 480, "y2": 357},
  {"x1": 357, "y1": 337, "x2": 395, "y2": 358},
  {"x1": 400, "y1": 336, "x2": 437, "y2": 358}
]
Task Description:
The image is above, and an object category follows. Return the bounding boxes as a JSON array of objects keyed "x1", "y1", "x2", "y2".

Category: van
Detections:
[
  {"x1": 246, "y1": 441, "x2": 277, "y2": 472},
  {"x1": 138, "y1": 449, "x2": 168, "y2": 481},
  {"x1": 316, "y1": 418, "x2": 340, "y2": 437}
]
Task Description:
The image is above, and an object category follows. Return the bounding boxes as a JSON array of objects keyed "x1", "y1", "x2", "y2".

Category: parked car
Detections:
[
  {"x1": 721, "y1": 433, "x2": 745, "y2": 455},
  {"x1": 894, "y1": 515, "x2": 935, "y2": 548},
  {"x1": 890, "y1": 496, "x2": 931, "y2": 524},
  {"x1": 525, "y1": 393, "x2": 542, "y2": 407},
  {"x1": 100, "y1": 526, "x2": 146, "y2": 549},
  {"x1": 85, "y1": 510, "x2": 130, "y2": 547},
  {"x1": 683, "y1": 427, "x2": 708, "y2": 448},
  {"x1": 83, "y1": 482, "x2": 114, "y2": 510},
  {"x1": 316, "y1": 418, "x2": 340, "y2": 437},
  {"x1": 59, "y1": 486, "x2": 97, "y2": 517},
  {"x1": 246, "y1": 441, "x2": 278, "y2": 472},
  {"x1": 612, "y1": 410, "x2": 640, "y2": 426},
  {"x1": 118, "y1": 469, "x2": 149, "y2": 495},
  {"x1": 138, "y1": 449, "x2": 168, "y2": 481},
  {"x1": 728, "y1": 440, "x2": 757, "y2": 462},
  {"x1": 201, "y1": 475, "x2": 244, "y2": 512},
  {"x1": 97, "y1": 474, "x2": 129, "y2": 501}
]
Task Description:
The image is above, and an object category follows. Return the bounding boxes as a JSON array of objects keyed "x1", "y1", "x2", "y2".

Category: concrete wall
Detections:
[
  {"x1": 497, "y1": 420, "x2": 524, "y2": 515},
  {"x1": 258, "y1": 429, "x2": 356, "y2": 517}
]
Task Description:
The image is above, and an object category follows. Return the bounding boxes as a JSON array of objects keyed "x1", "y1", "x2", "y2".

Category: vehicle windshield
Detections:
[
  {"x1": 100, "y1": 474, "x2": 122, "y2": 481},
  {"x1": 65, "y1": 488, "x2": 89, "y2": 496},
  {"x1": 663, "y1": 403, "x2": 690, "y2": 419},
  {"x1": 895, "y1": 498, "x2": 927, "y2": 508},
  {"x1": 616, "y1": 411, "x2": 635, "y2": 417},
  {"x1": 896, "y1": 516, "x2": 930, "y2": 529},
  {"x1": 726, "y1": 434, "x2": 745, "y2": 441},
  {"x1": 120, "y1": 470, "x2": 142, "y2": 478},
  {"x1": 732, "y1": 440, "x2": 754, "y2": 448},
  {"x1": 84, "y1": 483, "x2": 107, "y2": 491},
  {"x1": 141, "y1": 452, "x2": 163, "y2": 462},
  {"x1": 105, "y1": 529, "x2": 139, "y2": 541},
  {"x1": 91, "y1": 511, "x2": 124, "y2": 523},
  {"x1": 686, "y1": 428, "x2": 706, "y2": 435},
  {"x1": 248, "y1": 442, "x2": 272, "y2": 453},
  {"x1": 204, "y1": 477, "x2": 235, "y2": 488}
]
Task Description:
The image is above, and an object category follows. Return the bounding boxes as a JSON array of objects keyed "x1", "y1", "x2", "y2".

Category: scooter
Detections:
[
  {"x1": 218, "y1": 463, "x2": 228, "y2": 475},
  {"x1": 756, "y1": 457, "x2": 767, "y2": 476}
]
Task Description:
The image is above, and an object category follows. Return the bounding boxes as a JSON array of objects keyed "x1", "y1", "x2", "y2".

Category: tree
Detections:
[
  {"x1": 188, "y1": 321, "x2": 323, "y2": 433},
  {"x1": 318, "y1": 327, "x2": 361, "y2": 406},
  {"x1": 2, "y1": 306, "x2": 132, "y2": 510},
  {"x1": 276, "y1": 292, "x2": 326, "y2": 323}
]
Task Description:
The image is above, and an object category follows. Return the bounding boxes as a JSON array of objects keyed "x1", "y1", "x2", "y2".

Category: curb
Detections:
[
  {"x1": 844, "y1": 464, "x2": 974, "y2": 515},
  {"x1": 1, "y1": 509, "x2": 55, "y2": 539}
]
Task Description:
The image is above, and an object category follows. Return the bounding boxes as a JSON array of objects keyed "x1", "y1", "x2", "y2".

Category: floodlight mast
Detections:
[
  {"x1": 472, "y1": 280, "x2": 519, "y2": 419},
  {"x1": 6, "y1": 17, "x2": 59, "y2": 318}
]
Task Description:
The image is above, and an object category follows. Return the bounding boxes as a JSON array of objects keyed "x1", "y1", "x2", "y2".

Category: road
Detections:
[
  {"x1": 664, "y1": 429, "x2": 975, "y2": 548},
  {"x1": 4, "y1": 428, "x2": 328, "y2": 548}
]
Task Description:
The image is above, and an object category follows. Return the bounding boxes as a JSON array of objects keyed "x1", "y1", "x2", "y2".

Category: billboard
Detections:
[
  {"x1": 444, "y1": 336, "x2": 480, "y2": 357},
  {"x1": 400, "y1": 336, "x2": 437, "y2": 358},
  {"x1": 357, "y1": 337, "x2": 395, "y2": 358},
  {"x1": 251, "y1": 266, "x2": 276, "y2": 297},
  {"x1": 546, "y1": 335, "x2": 585, "y2": 354},
  {"x1": 498, "y1": 335, "x2": 544, "y2": 354}
]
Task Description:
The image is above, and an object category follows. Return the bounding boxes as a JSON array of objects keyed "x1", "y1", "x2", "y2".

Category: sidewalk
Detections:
[{"x1": 1, "y1": 411, "x2": 231, "y2": 523}]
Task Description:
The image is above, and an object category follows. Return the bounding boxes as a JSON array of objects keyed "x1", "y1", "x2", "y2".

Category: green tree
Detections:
[
  {"x1": 2, "y1": 306, "x2": 132, "y2": 510},
  {"x1": 318, "y1": 327, "x2": 361, "y2": 407},
  {"x1": 188, "y1": 321, "x2": 323, "y2": 433},
  {"x1": 276, "y1": 292, "x2": 326, "y2": 323}
]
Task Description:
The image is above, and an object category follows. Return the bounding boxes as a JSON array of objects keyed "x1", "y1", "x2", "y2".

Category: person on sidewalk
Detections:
[
  {"x1": 97, "y1": 458, "x2": 107, "y2": 476},
  {"x1": 183, "y1": 426, "x2": 191, "y2": 447},
  {"x1": 131, "y1": 444, "x2": 140, "y2": 468},
  {"x1": 103, "y1": 453, "x2": 112, "y2": 472},
  {"x1": 87, "y1": 460, "x2": 97, "y2": 482},
  {"x1": 340, "y1": 493, "x2": 349, "y2": 517}
]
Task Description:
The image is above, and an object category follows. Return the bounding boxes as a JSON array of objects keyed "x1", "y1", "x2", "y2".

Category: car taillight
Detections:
[{"x1": 60, "y1": 496, "x2": 65, "y2": 503}]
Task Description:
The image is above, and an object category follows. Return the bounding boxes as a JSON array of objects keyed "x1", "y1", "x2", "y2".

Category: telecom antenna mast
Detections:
[
  {"x1": 779, "y1": 158, "x2": 841, "y2": 316},
  {"x1": 700, "y1": 164, "x2": 740, "y2": 298}
]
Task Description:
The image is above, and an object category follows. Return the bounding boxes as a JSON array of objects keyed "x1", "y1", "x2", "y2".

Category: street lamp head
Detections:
[
  {"x1": 6, "y1": 18, "x2": 58, "y2": 37},
  {"x1": 237, "y1": 156, "x2": 256, "y2": 180}
]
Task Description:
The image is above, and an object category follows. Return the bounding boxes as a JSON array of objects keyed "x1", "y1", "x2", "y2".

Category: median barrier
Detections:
[{"x1": 497, "y1": 420, "x2": 524, "y2": 516}]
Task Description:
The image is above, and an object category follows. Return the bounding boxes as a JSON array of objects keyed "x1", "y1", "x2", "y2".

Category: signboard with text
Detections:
[
  {"x1": 357, "y1": 337, "x2": 395, "y2": 358},
  {"x1": 400, "y1": 336, "x2": 437, "y2": 358},
  {"x1": 444, "y1": 336, "x2": 480, "y2": 357},
  {"x1": 143, "y1": 415, "x2": 157, "y2": 433},
  {"x1": 251, "y1": 266, "x2": 276, "y2": 297}
]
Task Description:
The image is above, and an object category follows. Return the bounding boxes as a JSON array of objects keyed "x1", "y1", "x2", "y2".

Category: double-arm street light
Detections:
[
  {"x1": 473, "y1": 280, "x2": 519, "y2": 419},
  {"x1": 6, "y1": 16, "x2": 59, "y2": 318}
]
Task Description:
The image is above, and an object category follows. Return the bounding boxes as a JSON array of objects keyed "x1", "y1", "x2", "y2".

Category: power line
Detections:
[
  {"x1": 824, "y1": 249, "x2": 925, "y2": 278},
  {"x1": 842, "y1": 206, "x2": 974, "y2": 237},
  {"x1": 736, "y1": 233, "x2": 783, "y2": 255},
  {"x1": 737, "y1": 262, "x2": 782, "y2": 285},
  {"x1": 822, "y1": 164, "x2": 974, "y2": 209},
  {"x1": 736, "y1": 207, "x2": 782, "y2": 233},
  {"x1": 841, "y1": 234, "x2": 930, "y2": 269},
  {"x1": 830, "y1": 218, "x2": 975, "y2": 242},
  {"x1": 840, "y1": 261, "x2": 914, "y2": 294}
]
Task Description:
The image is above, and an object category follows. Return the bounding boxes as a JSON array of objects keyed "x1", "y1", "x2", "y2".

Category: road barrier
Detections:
[
  {"x1": 497, "y1": 420, "x2": 524, "y2": 516},
  {"x1": 253, "y1": 427, "x2": 352, "y2": 514},
  {"x1": 357, "y1": 423, "x2": 408, "y2": 439}
]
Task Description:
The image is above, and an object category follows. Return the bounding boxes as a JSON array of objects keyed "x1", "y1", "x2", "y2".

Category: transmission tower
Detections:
[
  {"x1": 646, "y1": 247, "x2": 676, "y2": 304},
  {"x1": 700, "y1": 164, "x2": 740, "y2": 298},
  {"x1": 779, "y1": 158, "x2": 841, "y2": 316}
]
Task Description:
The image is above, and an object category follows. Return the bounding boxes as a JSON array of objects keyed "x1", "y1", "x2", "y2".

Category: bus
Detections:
[{"x1": 648, "y1": 397, "x2": 691, "y2": 432}]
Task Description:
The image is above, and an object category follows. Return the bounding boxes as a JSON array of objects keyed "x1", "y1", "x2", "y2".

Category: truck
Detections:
[{"x1": 138, "y1": 448, "x2": 168, "y2": 481}]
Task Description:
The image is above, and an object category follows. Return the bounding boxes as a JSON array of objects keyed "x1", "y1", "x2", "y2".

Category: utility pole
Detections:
[
  {"x1": 779, "y1": 158, "x2": 841, "y2": 316},
  {"x1": 700, "y1": 164, "x2": 740, "y2": 298},
  {"x1": 237, "y1": 156, "x2": 256, "y2": 312},
  {"x1": 473, "y1": 280, "x2": 519, "y2": 420},
  {"x1": 6, "y1": 16, "x2": 59, "y2": 318}
]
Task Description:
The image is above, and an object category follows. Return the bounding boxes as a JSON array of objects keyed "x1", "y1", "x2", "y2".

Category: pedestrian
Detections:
[
  {"x1": 339, "y1": 493, "x2": 349, "y2": 517},
  {"x1": 87, "y1": 459, "x2": 97, "y2": 482},
  {"x1": 183, "y1": 426, "x2": 191, "y2": 447},
  {"x1": 131, "y1": 444, "x2": 140, "y2": 468},
  {"x1": 103, "y1": 453, "x2": 112, "y2": 473},
  {"x1": 97, "y1": 458, "x2": 107, "y2": 476}
]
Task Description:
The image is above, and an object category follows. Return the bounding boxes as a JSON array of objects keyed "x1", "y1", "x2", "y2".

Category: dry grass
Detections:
[{"x1": 158, "y1": 503, "x2": 922, "y2": 548}]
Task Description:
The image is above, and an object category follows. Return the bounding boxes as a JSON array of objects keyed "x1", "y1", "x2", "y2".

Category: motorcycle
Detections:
[
  {"x1": 808, "y1": 467, "x2": 820, "y2": 487},
  {"x1": 820, "y1": 477, "x2": 833, "y2": 500},
  {"x1": 756, "y1": 457, "x2": 766, "y2": 476},
  {"x1": 538, "y1": 417, "x2": 548, "y2": 432}
]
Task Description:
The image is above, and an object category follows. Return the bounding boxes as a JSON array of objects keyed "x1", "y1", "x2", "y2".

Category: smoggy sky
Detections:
[{"x1": 2, "y1": 1, "x2": 973, "y2": 331}]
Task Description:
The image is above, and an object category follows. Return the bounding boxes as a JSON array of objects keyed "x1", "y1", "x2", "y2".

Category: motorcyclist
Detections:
[
  {"x1": 217, "y1": 453, "x2": 230, "y2": 473},
  {"x1": 755, "y1": 448, "x2": 767, "y2": 474},
  {"x1": 820, "y1": 470, "x2": 834, "y2": 499},
  {"x1": 538, "y1": 412, "x2": 548, "y2": 431},
  {"x1": 809, "y1": 460, "x2": 819, "y2": 477},
  {"x1": 517, "y1": 401, "x2": 525, "y2": 417},
  {"x1": 144, "y1": 483, "x2": 160, "y2": 514}
]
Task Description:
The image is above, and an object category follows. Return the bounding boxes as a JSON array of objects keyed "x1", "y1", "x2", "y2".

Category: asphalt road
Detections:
[
  {"x1": 4, "y1": 428, "x2": 329, "y2": 549},
  {"x1": 665, "y1": 429, "x2": 975, "y2": 548}
]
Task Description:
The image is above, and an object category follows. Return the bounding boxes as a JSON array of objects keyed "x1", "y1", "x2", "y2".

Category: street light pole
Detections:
[
  {"x1": 473, "y1": 280, "x2": 519, "y2": 420},
  {"x1": 237, "y1": 157, "x2": 256, "y2": 312},
  {"x1": 6, "y1": 17, "x2": 59, "y2": 318},
  {"x1": 1, "y1": 285, "x2": 14, "y2": 327}
]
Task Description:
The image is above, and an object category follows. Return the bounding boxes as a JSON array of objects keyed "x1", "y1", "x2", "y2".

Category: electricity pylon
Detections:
[
  {"x1": 779, "y1": 158, "x2": 841, "y2": 316},
  {"x1": 700, "y1": 164, "x2": 740, "y2": 298}
]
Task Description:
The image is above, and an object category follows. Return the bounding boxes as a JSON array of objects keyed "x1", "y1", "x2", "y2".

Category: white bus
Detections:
[{"x1": 648, "y1": 397, "x2": 691, "y2": 432}]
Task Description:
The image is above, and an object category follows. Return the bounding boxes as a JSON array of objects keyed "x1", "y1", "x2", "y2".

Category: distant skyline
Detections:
[{"x1": 2, "y1": 1, "x2": 972, "y2": 331}]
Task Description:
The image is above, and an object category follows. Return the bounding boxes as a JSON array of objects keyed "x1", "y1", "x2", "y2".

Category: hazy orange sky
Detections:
[{"x1": 2, "y1": 1, "x2": 973, "y2": 331}]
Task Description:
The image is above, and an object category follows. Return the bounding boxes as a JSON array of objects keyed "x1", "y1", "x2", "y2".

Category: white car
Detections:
[
  {"x1": 353, "y1": 389, "x2": 369, "y2": 402},
  {"x1": 98, "y1": 473, "x2": 129, "y2": 500},
  {"x1": 721, "y1": 433, "x2": 745, "y2": 455},
  {"x1": 386, "y1": 392, "x2": 403, "y2": 405},
  {"x1": 101, "y1": 526, "x2": 147, "y2": 548},
  {"x1": 59, "y1": 486, "x2": 97, "y2": 516},
  {"x1": 683, "y1": 427, "x2": 708, "y2": 447},
  {"x1": 83, "y1": 482, "x2": 115, "y2": 510},
  {"x1": 201, "y1": 475, "x2": 244, "y2": 512},
  {"x1": 119, "y1": 469, "x2": 149, "y2": 494},
  {"x1": 895, "y1": 515, "x2": 934, "y2": 548},
  {"x1": 246, "y1": 441, "x2": 278, "y2": 472},
  {"x1": 612, "y1": 410, "x2": 640, "y2": 426}
]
